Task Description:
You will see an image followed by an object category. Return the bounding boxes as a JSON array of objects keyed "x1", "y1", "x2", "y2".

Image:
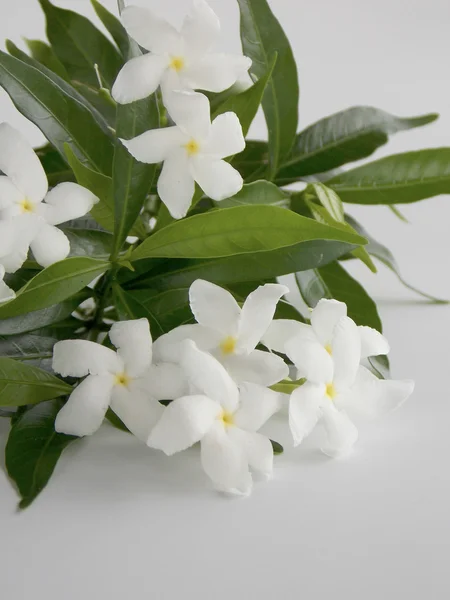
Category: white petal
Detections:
[
  {"x1": 228, "y1": 427, "x2": 273, "y2": 479},
  {"x1": 200, "y1": 421, "x2": 252, "y2": 495},
  {"x1": 152, "y1": 324, "x2": 222, "y2": 363},
  {"x1": 237, "y1": 283, "x2": 289, "y2": 353},
  {"x1": 0, "y1": 123, "x2": 47, "y2": 203},
  {"x1": 222, "y1": 350, "x2": 289, "y2": 387},
  {"x1": 289, "y1": 382, "x2": 324, "y2": 446},
  {"x1": 0, "y1": 176, "x2": 22, "y2": 209},
  {"x1": 359, "y1": 326, "x2": 390, "y2": 359},
  {"x1": 190, "y1": 157, "x2": 243, "y2": 201},
  {"x1": 0, "y1": 215, "x2": 41, "y2": 273},
  {"x1": 55, "y1": 374, "x2": 114, "y2": 436},
  {"x1": 320, "y1": 402, "x2": 358, "y2": 458},
  {"x1": 0, "y1": 220, "x2": 19, "y2": 258},
  {"x1": 112, "y1": 53, "x2": 169, "y2": 104},
  {"x1": 202, "y1": 112, "x2": 245, "y2": 159},
  {"x1": 121, "y1": 126, "x2": 186, "y2": 164},
  {"x1": 181, "y1": 0, "x2": 220, "y2": 59},
  {"x1": 331, "y1": 316, "x2": 361, "y2": 392},
  {"x1": 234, "y1": 382, "x2": 281, "y2": 431},
  {"x1": 30, "y1": 223, "x2": 70, "y2": 268},
  {"x1": 158, "y1": 149, "x2": 196, "y2": 219},
  {"x1": 121, "y1": 5, "x2": 180, "y2": 54},
  {"x1": 142, "y1": 362, "x2": 189, "y2": 400},
  {"x1": 310, "y1": 298, "x2": 347, "y2": 345},
  {"x1": 262, "y1": 319, "x2": 316, "y2": 353},
  {"x1": 189, "y1": 279, "x2": 241, "y2": 337},
  {"x1": 38, "y1": 182, "x2": 99, "y2": 226},
  {"x1": 110, "y1": 384, "x2": 164, "y2": 443},
  {"x1": 164, "y1": 90, "x2": 211, "y2": 140},
  {"x1": 148, "y1": 394, "x2": 221, "y2": 454},
  {"x1": 52, "y1": 340, "x2": 122, "y2": 377},
  {"x1": 0, "y1": 264, "x2": 15, "y2": 303},
  {"x1": 109, "y1": 318, "x2": 152, "y2": 377},
  {"x1": 181, "y1": 340, "x2": 239, "y2": 412},
  {"x1": 285, "y1": 337, "x2": 333, "y2": 384},
  {"x1": 183, "y1": 54, "x2": 252, "y2": 93}
]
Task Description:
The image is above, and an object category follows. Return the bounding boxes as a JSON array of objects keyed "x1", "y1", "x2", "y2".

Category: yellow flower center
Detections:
[
  {"x1": 219, "y1": 336, "x2": 237, "y2": 355},
  {"x1": 169, "y1": 56, "x2": 185, "y2": 72},
  {"x1": 219, "y1": 410, "x2": 234, "y2": 426},
  {"x1": 325, "y1": 383, "x2": 336, "y2": 400},
  {"x1": 19, "y1": 198, "x2": 35, "y2": 213},
  {"x1": 324, "y1": 343, "x2": 332, "y2": 355},
  {"x1": 184, "y1": 138, "x2": 200, "y2": 156},
  {"x1": 114, "y1": 372, "x2": 130, "y2": 387}
]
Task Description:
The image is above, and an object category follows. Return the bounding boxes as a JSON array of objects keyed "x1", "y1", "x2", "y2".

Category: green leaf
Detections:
[
  {"x1": 326, "y1": 148, "x2": 450, "y2": 204},
  {"x1": 0, "y1": 258, "x2": 109, "y2": 319},
  {"x1": 237, "y1": 0, "x2": 299, "y2": 176},
  {"x1": 6, "y1": 399, "x2": 77, "y2": 508},
  {"x1": 38, "y1": 0, "x2": 123, "y2": 88},
  {"x1": 270, "y1": 440, "x2": 284, "y2": 455},
  {"x1": 213, "y1": 55, "x2": 276, "y2": 138},
  {"x1": 233, "y1": 140, "x2": 268, "y2": 182},
  {"x1": 305, "y1": 183, "x2": 345, "y2": 222},
  {"x1": 131, "y1": 205, "x2": 366, "y2": 262},
  {"x1": 0, "y1": 49, "x2": 114, "y2": 174},
  {"x1": 91, "y1": 0, "x2": 129, "y2": 57},
  {"x1": 218, "y1": 180, "x2": 289, "y2": 209},
  {"x1": 276, "y1": 107, "x2": 439, "y2": 184},
  {"x1": 0, "y1": 359, "x2": 71, "y2": 407},
  {"x1": 63, "y1": 228, "x2": 113, "y2": 259},
  {"x1": 35, "y1": 143, "x2": 74, "y2": 187},
  {"x1": 295, "y1": 261, "x2": 383, "y2": 331},
  {"x1": 0, "y1": 334, "x2": 56, "y2": 370},
  {"x1": 72, "y1": 81, "x2": 117, "y2": 128},
  {"x1": 24, "y1": 38, "x2": 69, "y2": 80}
]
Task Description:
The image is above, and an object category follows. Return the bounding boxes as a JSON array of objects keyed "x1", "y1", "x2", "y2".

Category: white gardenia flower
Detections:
[
  {"x1": 112, "y1": 0, "x2": 251, "y2": 105},
  {"x1": 0, "y1": 123, "x2": 99, "y2": 272},
  {"x1": 281, "y1": 314, "x2": 414, "y2": 457},
  {"x1": 153, "y1": 279, "x2": 290, "y2": 386},
  {"x1": 121, "y1": 91, "x2": 245, "y2": 218},
  {"x1": 148, "y1": 341, "x2": 282, "y2": 496},
  {"x1": 0, "y1": 264, "x2": 14, "y2": 303},
  {"x1": 53, "y1": 319, "x2": 187, "y2": 441}
]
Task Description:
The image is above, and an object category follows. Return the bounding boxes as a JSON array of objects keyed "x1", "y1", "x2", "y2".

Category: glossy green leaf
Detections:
[
  {"x1": 63, "y1": 228, "x2": 113, "y2": 259},
  {"x1": 131, "y1": 206, "x2": 366, "y2": 261},
  {"x1": 277, "y1": 107, "x2": 438, "y2": 184},
  {"x1": 326, "y1": 148, "x2": 450, "y2": 204},
  {"x1": 237, "y1": 0, "x2": 299, "y2": 176},
  {"x1": 24, "y1": 38, "x2": 69, "y2": 79},
  {"x1": 72, "y1": 81, "x2": 117, "y2": 127},
  {"x1": 233, "y1": 140, "x2": 268, "y2": 182},
  {"x1": 305, "y1": 183, "x2": 345, "y2": 222},
  {"x1": 6, "y1": 399, "x2": 77, "y2": 508},
  {"x1": 91, "y1": 0, "x2": 129, "y2": 57},
  {"x1": 0, "y1": 334, "x2": 56, "y2": 370},
  {"x1": 0, "y1": 359, "x2": 71, "y2": 407},
  {"x1": 35, "y1": 143, "x2": 74, "y2": 187},
  {"x1": 38, "y1": 0, "x2": 123, "y2": 88},
  {"x1": 270, "y1": 440, "x2": 284, "y2": 455},
  {"x1": 0, "y1": 258, "x2": 109, "y2": 319},
  {"x1": 218, "y1": 180, "x2": 289, "y2": 208}
]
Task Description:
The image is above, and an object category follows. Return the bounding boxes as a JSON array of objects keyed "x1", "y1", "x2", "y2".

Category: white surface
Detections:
[{"x1": 1, "y1": 1, "x2": 450, "y2": 599}]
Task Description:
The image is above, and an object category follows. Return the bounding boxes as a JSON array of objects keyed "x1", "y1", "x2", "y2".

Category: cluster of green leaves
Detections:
[{"x1": 0, "y1": 0, "x2": 447, "y2": 508}]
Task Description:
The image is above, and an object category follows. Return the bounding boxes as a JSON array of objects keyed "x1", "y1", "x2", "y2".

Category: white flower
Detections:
[
  {"x1": 121, "y1": 92, "x2": 245, "y2": 218},
  {"x1": 53, "y1": 319, "x2": 188, "y2": 441},
  {"x1": 0, "y1": 123, "x2": 99, "y2": 272},
  {"x1": 148, "y1": 341, "x2": 282, "y2": 496},
  {"x1": 0, "y1": 264, "x2": 14, "y2": 303},
  {"x1": 153, "y1": 279, "x2": 290, "y2": 386},
  {"x1": 112, "y1": 0, "x2": 251, "y2": 105},
  {"x1": 279, "y1": 313, "x2": 414, "y2": 457}
]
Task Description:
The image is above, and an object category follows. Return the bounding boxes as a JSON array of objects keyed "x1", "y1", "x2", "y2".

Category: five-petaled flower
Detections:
[
  {"x1": 53, "y1": 319, "x2": 187, "y2": 440},
  {"x1": 148, "y1": 341, "x2": 282, "y2": 496},
  {"x1": 0, "y1": 123, "x2": 99, "y2": 272},
  {"x1": 112, "y1": 0, "x2": 251, "y2": 105},
  {"x1": 153, "y1": 279, "x2": 290, "y2": 386},
  {"x1": 121, "y1": 91, "x2": 245, "y2": 218}
]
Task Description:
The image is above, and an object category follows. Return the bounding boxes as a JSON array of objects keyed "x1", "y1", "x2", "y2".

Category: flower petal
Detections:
[
  {"x1": 0, "y1": 264, "x2": 15, "y2": 303},
  {"x1": 189, "y1": 279, "x2": 241, "y2": 337},
  {"x1": 164, "y1": 90, "x2": 211, "y2": 140},
  {"x1": 289, "y1": 382, "x2": 324, "y2": 446},
  {"x1": 262, "y1": 319, "x2": 316, "y2": 353},
  {"x1": 148, "y1": 394, "x2": 221, "y2": 454},
  {"x1": 109, "y1": 318, "x2": 152, "y2": 377},
  {"x1": 320, "y1": 402, "x2": 358, "y2": 458},
  {"x1": 228, "y1": 427, "x2": 273, "y2": 479},
  {"x1": 152, "y1": 324, "x2": 222, "y2": 363},
  {"x1": 0, "y1": 214, "x2": 41, "y2": 273},
  {"x1": 141, "y1": 362, "x2": 189, "y2": 400},
  {"x1": 0, "y1": 219, "x2": 19, "y2": 258},
  {"x1": 52, "y1": 340, "x2": 121, "y2": 377},
  {"x1": 310, "y1": 298, "x2": 347, "y2": 345},
  {"x1": 55, "y1": 374, "x2": 114, "y2": 436},
  {"x1": 112, "y1": 53, "x2": 169, "y2": 104},
  {"x1": 183, "y1": 54, "x2": 252, "y2": 93},
  {"x1": 285, "y1": 337, "x2": 333, "y2": 384},
  {"x1": 200, "y1": 421, "x2": 252, "y2": 495},
  {"x1": 190, "y1": 157, "x2": 243, "y2": 201},
  {"x1": 121, "y1": 126, "x2": 186, "y2": 164},
  {"x1": 0, "y1": 123, "x2": 47, "y2": 203},
  {"x1": 37, "y1": 182, "x2": 99, "y2": 226},
  {"x1": 202, "y1": 112, "x2": 245, "y2": 159},
  {"x1": 222, "y1": 350, "x2": 288, "y2": 386},
  {"x1": 0, "y1": 176, "x2": 22, "y2": 209},
  {"x1": 110, "y1": 384, "x2": 164, "y2": 443},
  {"x1": 30, "y1": 223, "x2": 70, "y2": 268},
  {"x1": 234, "y1": 382, "x2": 281, "y2": 431},
  {"x1": 359, "y1": 326, "x2": 390, "y2": 359},
  {"x1": 121, "y1": 5, "x2": 180, "y2": 54},
  {"x1": 331, "y1": 316, "x2": 361, "y2": 391},
  {"x1": 181, "y1": 340, "x2": 239, "y2": 411},
  {"x1": 158, "y1": 149, "x2": 196, "y2": 219},
  {"x1": 181, "y1": 0, "x2": 220, "y2": 59}
]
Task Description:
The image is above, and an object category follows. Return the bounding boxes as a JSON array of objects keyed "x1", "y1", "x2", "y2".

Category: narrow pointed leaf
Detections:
[
  {"x1": 91, "y1": 0, "x2": 129, "y2": 57},
  {"x1": 24, "y1": 39, "x2": 69, "y2": 79},
  {"x1": 218, "y1": 180, "x2": 289, "y2": 208},
  {"x1": 0, "y1": 334, "x2": 56, "y2": 370}
]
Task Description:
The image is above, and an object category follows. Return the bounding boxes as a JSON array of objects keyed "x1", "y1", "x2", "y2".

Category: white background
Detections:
[{"x1": 1, "y1": 1, "x2": 450, "y2": 599}]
